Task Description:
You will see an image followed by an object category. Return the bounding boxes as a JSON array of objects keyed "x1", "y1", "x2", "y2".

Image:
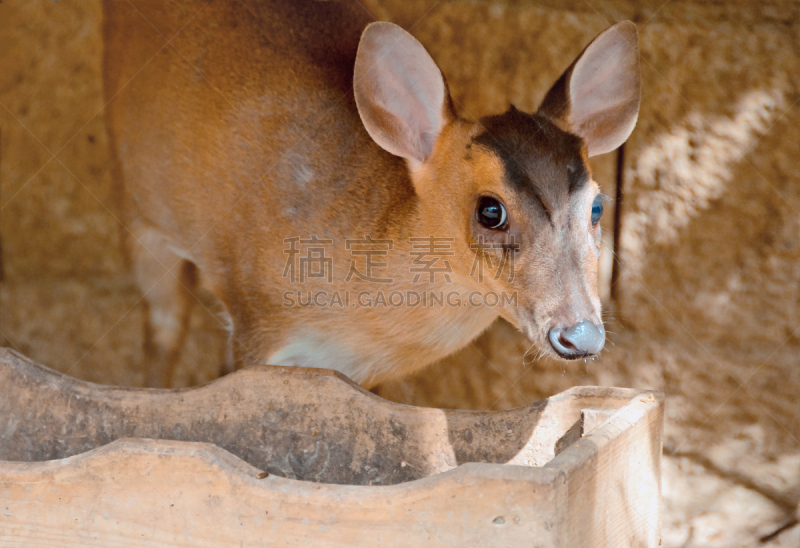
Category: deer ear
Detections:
[
  {"x1": 354, "y1": 22, "x2": 455, "y2": 171},
  {"x1": 538, "y1": 21, "x2": 640, "y2": 157}
]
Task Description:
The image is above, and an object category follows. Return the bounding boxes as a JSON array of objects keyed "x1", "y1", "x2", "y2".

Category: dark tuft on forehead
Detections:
[{"x1": 472, "y1": 106, "x2": 590, "y2": 204}]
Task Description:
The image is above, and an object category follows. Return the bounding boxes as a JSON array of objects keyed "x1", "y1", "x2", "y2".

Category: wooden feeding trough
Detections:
[{"x1": 0, "y1": 348, "x2": 664, "y2": 546}]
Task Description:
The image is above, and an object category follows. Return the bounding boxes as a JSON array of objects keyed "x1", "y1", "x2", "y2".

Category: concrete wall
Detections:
[{"x1": 1, "y1": 1, "x2": 798, "y2": 545}]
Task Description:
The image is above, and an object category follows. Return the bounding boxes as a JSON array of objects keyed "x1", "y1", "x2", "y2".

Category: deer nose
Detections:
[{"x1": 548, "y1": 320, "x2": 605, "y2": 359}]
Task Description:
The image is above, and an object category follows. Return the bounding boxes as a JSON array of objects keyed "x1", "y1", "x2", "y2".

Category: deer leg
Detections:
[
  {"x1": 129, "y1": 225, "x2": 198, "y2": 388},
  {"x1": 216, "y1": 306, "x2": 236, "y2": 378}
]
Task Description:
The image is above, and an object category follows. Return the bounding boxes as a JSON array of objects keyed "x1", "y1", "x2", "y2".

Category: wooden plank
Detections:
[
  {"x1": 0, "y1": 438, "x2": 563, "y2": 547},
  {"x1": 553, "y1": 407, "x2": 618, "y2": 456},
  {"x1": 0, "y1": 348, "x2": 664, "y2": 546},
  {"x1": 581, "y1": 407, "x2": 618, "y2": 434},
  {"x1": 547, "y1": 395, "x2": 664, "y2": 547},
  {"x1": 0, "y1": 414, "x2": 664, "y2": 548},
  {"x1": 0, "y1": 348, "x2": 645, "y2": 484}
]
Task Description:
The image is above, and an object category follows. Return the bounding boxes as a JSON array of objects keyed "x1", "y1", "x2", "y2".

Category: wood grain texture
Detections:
[
  {"x1": 0, "y1": 348, "x2": 663, "y2": 545},
  {"x1": 0, "y1": 348, "x2": 646, "y2": 484}
]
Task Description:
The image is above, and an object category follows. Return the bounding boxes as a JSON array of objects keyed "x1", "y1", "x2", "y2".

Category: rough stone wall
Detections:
[
  {"x1": 1, "y1": 1, "x2": 799, "y2": 546},
  {"x1": 0, "y1": 0, "x2": 227, "y2": 386},
  {"x1": 0, "y1": 1, "x2": 122, "y2": 280}
]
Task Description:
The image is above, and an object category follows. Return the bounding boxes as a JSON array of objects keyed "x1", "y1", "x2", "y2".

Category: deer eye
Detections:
[
  {"x1": 591, "y1": 195, "x2": 604, "y2": 226},
  {"x1": 476, "y1": 196, "x2": 508, "y2": 230}
]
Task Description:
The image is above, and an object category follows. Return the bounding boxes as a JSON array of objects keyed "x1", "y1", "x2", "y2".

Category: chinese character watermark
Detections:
[
  {"x1": 345, "y1": 235, "x2": 394, "y2": 284},
  {"x1": 469, "y1": 234, "x2": 518, "y2": 283},
  {"x1": 409, "y1": 236, "x2": 454, "y2": 283},
  {"x1": 282, "y1": 235, "x2": 334, "y2": 283}
]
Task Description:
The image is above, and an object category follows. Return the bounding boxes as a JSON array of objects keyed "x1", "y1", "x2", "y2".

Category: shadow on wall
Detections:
[
  {"x1": 619, "y1": 87, "x2": 791, "y2": 342},
  {"x1": 624, "y1": 88, "x2": 785, "y2": 266}
]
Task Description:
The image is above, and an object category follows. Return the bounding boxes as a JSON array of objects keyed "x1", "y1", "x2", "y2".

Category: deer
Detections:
[{"x1": 102, "y1": 0, "x2": 640, "y2": 389}]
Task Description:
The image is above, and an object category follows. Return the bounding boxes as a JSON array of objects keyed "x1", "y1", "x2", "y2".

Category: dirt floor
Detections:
[{"x1": 1, "y1": 0, "x2": 799, "y2": 546}]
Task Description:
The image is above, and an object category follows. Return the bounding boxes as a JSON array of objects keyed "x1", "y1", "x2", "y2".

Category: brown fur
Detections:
[{"x1": 103, "y1": 0, "x2": 637, "y2": 387}]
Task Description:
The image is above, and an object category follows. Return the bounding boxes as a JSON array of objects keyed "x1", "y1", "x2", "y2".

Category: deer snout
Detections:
[{"x1": 548, "y1": 320, "x2": 605, "y2": 359}]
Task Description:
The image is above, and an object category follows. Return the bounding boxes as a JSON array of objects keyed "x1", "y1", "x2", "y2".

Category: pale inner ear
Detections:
[
  {"x1": 537, "y1": 21, "x2": 641, "y2": 157},
  {"x1": 568, "y1": 22, "x2": 640, "y2": 156},
  {"x1": 354, "y1": 22, "x2": 449, "y2": 169}
]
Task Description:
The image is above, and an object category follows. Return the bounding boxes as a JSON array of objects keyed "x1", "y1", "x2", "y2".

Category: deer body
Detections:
[{"x1": 103, "y1": 0, "x2": 640, "y2": 388}]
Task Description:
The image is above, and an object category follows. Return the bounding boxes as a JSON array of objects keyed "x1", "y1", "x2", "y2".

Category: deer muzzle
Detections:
[{"x1": 548, "y1": 320, "x2": 605, "y2": 359}]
